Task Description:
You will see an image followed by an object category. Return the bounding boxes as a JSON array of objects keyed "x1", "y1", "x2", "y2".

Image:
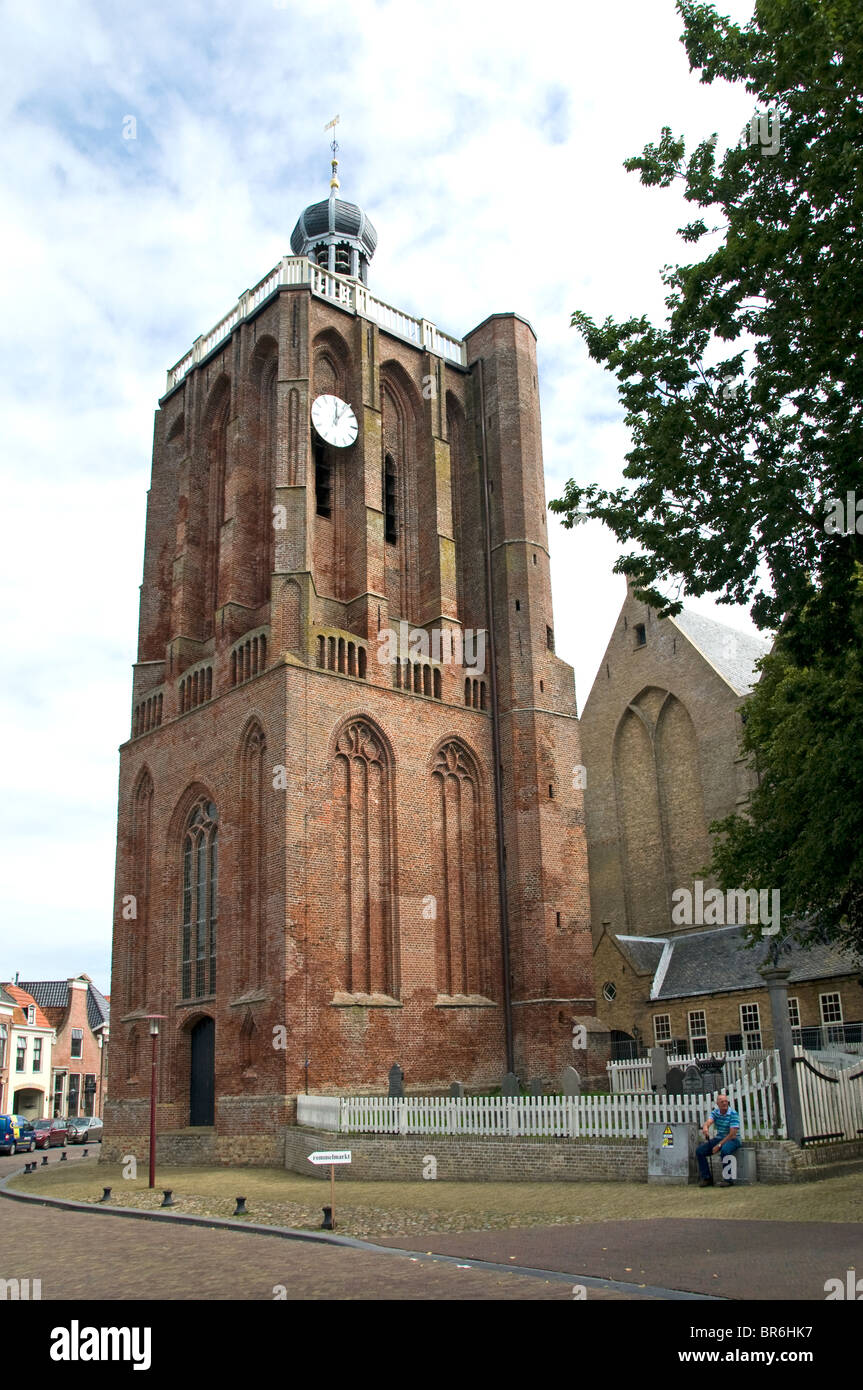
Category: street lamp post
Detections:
[{"x1": 144, "y1": 1016, "x2": 166, "y2": 1190}]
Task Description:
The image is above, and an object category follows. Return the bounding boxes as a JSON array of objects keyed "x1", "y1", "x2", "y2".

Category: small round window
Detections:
[{"x1": 602, "y1": 981, "x2": 616, "y2": 1002}]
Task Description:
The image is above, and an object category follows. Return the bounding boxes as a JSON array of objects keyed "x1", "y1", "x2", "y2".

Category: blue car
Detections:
[{"x1": 0, "y1": 1115, "x2": 37, "y2": 1156}]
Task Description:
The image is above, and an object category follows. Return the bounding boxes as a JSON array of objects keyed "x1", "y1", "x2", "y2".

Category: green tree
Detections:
[
  {"x1": 549, "y1": 0, "x2": 863, "y2": 648},
  {"x1": 710, "y1": 581, "x2": 863, "y2": 959},
  {"x1": 550, "y1": 0, "x2": 863, "y2": 951}
]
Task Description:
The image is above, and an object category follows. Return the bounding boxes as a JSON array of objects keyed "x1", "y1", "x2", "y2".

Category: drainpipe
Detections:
[{"x1": 475, "y1": 357, "x2": 514, "y2": 1075}]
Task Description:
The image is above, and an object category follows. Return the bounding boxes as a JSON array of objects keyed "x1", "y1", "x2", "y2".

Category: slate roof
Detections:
[
  {"x1": 615, "y1": 937, "x2": 667, "y2": 975},
  {"x1": 614, "y1": 926, "x2": 862, "y2": 1001},
  {"x1": 18, "y1": 979, "x2": 110, "y2": 1032},
  {"x1": 670, "y1": 609, "x2": 772, "y2": 696}
]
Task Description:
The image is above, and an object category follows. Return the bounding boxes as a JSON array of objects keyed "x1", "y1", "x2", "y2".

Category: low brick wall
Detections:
[
  {"x1": 285, "y1": 1127, "x2": 648, "y2": 1182},
  {"x1": 755, "y1": 1138, "x2": 863, "y2": 1183}
]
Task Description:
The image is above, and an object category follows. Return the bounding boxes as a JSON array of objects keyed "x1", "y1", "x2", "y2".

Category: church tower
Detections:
[{"x1": 107, "y1": 150, "x2": 595, "y2": 1161}]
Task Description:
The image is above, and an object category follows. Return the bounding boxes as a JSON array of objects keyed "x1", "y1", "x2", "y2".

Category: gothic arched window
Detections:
[
  {"x1": 430, "y1": 740, "x2": 489, "y2": 997},
  {"x1": 128, "y1": 771, "x2": 153, "y2": 1010},
  {"x1": 383, "y1": 453, "x2": 398, "y2": 544},
  {"x1": 333, "y1": 719, "x2": 397, "y2": 996},
  {"x1": 238, "y1": 723, "x2": 266, "y2": 991},
  {"x1": 181, "y1": 798, "x2": 218, "y2": 999}
]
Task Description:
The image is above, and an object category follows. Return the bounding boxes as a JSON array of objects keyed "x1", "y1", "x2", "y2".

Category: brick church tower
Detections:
[{"x1": 107, "y1": 153, "x2": 595, "y2": 1160}]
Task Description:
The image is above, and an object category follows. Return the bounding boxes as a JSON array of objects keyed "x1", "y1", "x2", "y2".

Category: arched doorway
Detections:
[
  {"x1": 12, "y1": 1087, "x2": 44, "y2": 1120},
  {"x1": 189, "y1": 1017, "x2": 215, "y2": 1126}
]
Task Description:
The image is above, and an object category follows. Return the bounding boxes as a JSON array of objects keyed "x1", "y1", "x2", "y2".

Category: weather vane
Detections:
[{"x1": 325, "y1": 115, "x2": 340, "y2": 190}]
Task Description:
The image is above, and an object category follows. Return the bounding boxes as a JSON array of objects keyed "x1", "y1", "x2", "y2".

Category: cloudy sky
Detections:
[{"x1": 1, "y1": 0, "x2": 761, "y2": 990}]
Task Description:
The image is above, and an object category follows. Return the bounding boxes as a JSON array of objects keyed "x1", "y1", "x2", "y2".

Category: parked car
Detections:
[
  {"x1": 0, "y1": 1115, "x2": 37, "y2": 1155},
  {"x1": 31, "y1": 1117, "x2": 71, "y2": 1149},
  {"x1": 66, "y1": 1116, "x2": 103, "y2": 1144}
]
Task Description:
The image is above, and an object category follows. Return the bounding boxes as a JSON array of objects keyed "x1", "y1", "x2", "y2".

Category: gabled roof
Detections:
[
  {"x1": 670, "y1": 609, "x2": 772, "y2": 697},
  {"x1": 18, "y1": 979, "x2": 110, "y2": 1031},
  {"x1": 612, "y1": 925, "x2": 862, "y2": 1001},
  {"x1": 2, "y1": 984, "x2": 53, "y2": 1031}
]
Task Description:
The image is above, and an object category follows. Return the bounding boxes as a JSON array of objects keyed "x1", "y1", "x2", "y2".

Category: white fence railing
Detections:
[
  {"x1": 607, "y1": 1050, "x2": 770, "y2": 1094},
  {"x1": 305, "y1": 1055, "x2": 784, "y2": 1140},
  {"x1": 165, "y1": 256, "x2": 467, "y2": 391},
  {"x1": 793, "y1": 1047, "x2": 863, "y2": 1144}
]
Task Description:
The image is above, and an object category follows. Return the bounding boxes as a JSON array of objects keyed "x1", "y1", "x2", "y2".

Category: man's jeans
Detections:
[{"x1": 696, "y1": 1135, "x2": 741, "y2": 1181}]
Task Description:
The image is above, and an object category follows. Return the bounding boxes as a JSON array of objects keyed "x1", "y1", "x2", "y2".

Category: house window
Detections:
[
  {"x1": 820, "y1": 992, "x2": 844, "y2": 1043},
  {"x1": 53, "y1": 1073, "x2": 65, "y2": 1116},
  {"x1": 383, "y1": 454, "x2": 398, "y2": 543},
  {"x1": 740, "y1": 1002, "x2": 762, "y2": 1050},
  {"x1": 634, "y1": 623, "x2": 646, "y2": 648},
  {"x1": 67, "y1": 1073, "x2": 81, "y2": 1117},
  {"x1": 787, "y1": 997, "x2": 801, "y2": 1029},
  {"x1": 182, "y1": 798, "x2": 219, "y2": 999},
  {"x1": 653, "y1": 1014, "x2": 672, "y2": 1044},
  {"x1": 315, "y1": 438, "x2": 332, "y2": 518},
  {"x1": 26, "y1": 1005, "x2": 35, "y2": 1025},
  {"x1": 16, "y1": 1038, "x2": 26, "y2": 1071},
  {"x1": 33, "y1": 1038, "x2": 42, "y2": 1072},
  {"x1": 83, "y1": 1074, "x2": 97, "y2": 1117},
  {"x1": 71, "y1": 1028, "x2": 83, "y2": 1060},
  {"x1": 0, "y1": 1025, "x2": 5, "y2": 1070},
  {"x1": 688, "y1": 1010, "x2": 708, "y2": 1054},
  {"x1": 725, "y1": 1033, "x2": 743, "y2": 1052}
]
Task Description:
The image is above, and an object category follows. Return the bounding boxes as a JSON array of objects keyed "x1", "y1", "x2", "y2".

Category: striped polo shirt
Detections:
[{"x1": 711, "y1": 1104, "x2": 741, "y2": 1139}]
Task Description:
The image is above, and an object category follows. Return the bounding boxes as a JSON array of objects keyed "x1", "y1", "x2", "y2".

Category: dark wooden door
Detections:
[{"x1": 189, "y1": 1017, "x2": 215, "y2": 1126}]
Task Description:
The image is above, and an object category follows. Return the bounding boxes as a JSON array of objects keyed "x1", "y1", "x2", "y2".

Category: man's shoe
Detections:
[
  {"x1": 698, "y1": 1178, "x2": 714, "y2": 1187},
  {"x1": 720, "y1": 1179, "x2": 735, "y2": 1187}
]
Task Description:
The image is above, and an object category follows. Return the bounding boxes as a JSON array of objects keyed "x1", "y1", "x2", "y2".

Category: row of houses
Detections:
[{"x1": 0, "y1": 975, "x2": 109, "y2": 1120}]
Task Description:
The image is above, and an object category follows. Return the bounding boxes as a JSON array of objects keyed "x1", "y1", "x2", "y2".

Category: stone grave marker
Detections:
[
  {"x1": 388, "y1": 1062, "x2": 404, "y2": 1098},
  {"x1": 664, "y1": 1065, "x2": 685, "y2": 1095},
  {"x1": 650, "y1": 1046, "x2": 668, "y2": 1090},
  {"x1": 501, "y1": 1071, "x2": 520, "y2": 1097},
  {"x1": 682, "y1": 1063, "x2": 705, "y2": 1096},
  {"x1": 449, "y1": 1081, "x2": 465, "y2": 1098},
  {"x1": 561, "y1": 1066, "x2": 581, "y2": 1097},
  {"x1": 529, "y1": 1077, "x2": 542, "y2": 1097}
]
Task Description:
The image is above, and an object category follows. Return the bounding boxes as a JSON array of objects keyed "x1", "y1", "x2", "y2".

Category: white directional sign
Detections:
[{"x1": 308, "y1": 1150, "x2": 352, "y2": 1166}]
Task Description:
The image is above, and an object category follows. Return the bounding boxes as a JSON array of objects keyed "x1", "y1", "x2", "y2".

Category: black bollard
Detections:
[
  {"x1": 100, "y1": 1187, "x2": 112, "y2": 1202},
  {"x1": 321, "y1": 1205, "x2": 334, "y2": 1230},
  {"x1": 233, "y1": 1196, "x2": 247, "y2": 1216},
  {"x1": 161, "y1": 1190, "x2": 175, "y2": 1208},
  {"x1": 82, "y1": 1149, "x2": 88, "y2": 1158},
  {"x1": 60, "y1": 1151, "x2": 67, "y2": 1161},
  {"x1": 41, "y1": 1155, "x2": 48, "y2": 1166}
]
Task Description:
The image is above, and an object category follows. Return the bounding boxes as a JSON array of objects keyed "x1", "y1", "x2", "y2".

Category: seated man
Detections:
[{"x1": 696, "y1": 1092, "x2": 741, "y2": 1187}]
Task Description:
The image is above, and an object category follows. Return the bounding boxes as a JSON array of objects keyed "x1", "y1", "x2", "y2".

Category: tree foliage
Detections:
[
  {"x1": 550, "y1": 1, "x2": 863, "y2": 951},
  {"x1": 550, "y1": 0, "x2": 863, "y2": 647}
]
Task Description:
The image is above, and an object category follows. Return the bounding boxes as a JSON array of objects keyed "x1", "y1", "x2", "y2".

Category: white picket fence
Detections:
[
  {"x1": 793, "y1": 1047, "x2": 863, "y2": 1144},
  {"x1": 336, "y1": 1055, "x2": 784, "y2": 1139},
  {"x1": 607, "y1": 1050, "x2": 768, "y2": 1094}
]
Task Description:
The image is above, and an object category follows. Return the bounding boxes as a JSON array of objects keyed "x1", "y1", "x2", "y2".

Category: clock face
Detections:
[{"x1": 311, "y1": 394, "x2": 358, "y2": 448}]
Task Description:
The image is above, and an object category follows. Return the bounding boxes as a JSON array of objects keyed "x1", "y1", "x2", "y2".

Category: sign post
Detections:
[{"x1": 307, "y1": 1150, "x2": 352, "y2": 1229}]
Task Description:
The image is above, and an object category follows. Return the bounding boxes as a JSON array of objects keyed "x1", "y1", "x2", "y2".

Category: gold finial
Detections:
[{"x1": 324, "y1": 115, "x2": 340, "y2": 190}]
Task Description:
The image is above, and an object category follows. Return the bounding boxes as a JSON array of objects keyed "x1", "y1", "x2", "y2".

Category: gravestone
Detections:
[
  {"x1": 650, "y1": 1046, "x2": 668, "y2": 1090},
  {"x1": 449, "y1": 1081, "x2": 465, "y2": 1098},
  {"x1": 698, "y1": 1056, "x2": 725, "y2": 1096},
  {"x1": 664, "y1": 1066, "x2": 685, "y2": 1095},
  {"x1": 501, "y1": 1072, "x2": 520, "y2": 1097},
  {"x1": 388, "y1": 1063, "x2": 404, "y2": 1098},
  {"x1": 682, "y1": 1064, "x2": 704, "y2": 1096},
  {"x1": 529, "y1": 1077, "x2": 543, "y2": 1097},
  {"x1": 561, "y1": 1066, "x2": 581, "y2": 1097}
]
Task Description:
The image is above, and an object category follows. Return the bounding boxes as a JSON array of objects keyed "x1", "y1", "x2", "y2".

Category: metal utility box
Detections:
[{"x1": 647, "y1": 1121, "x2": 699, "y2": 1184}]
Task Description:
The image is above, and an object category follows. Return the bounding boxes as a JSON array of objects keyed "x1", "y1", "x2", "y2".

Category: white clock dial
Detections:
[{"x1": 311, "y1": 394, "x2": 358, "y2": 449}]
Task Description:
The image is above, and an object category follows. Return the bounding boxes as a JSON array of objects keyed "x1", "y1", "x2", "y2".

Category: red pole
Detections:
[{"x1": 148, "y1": 1028, "x2": 158, "y2": 1189}]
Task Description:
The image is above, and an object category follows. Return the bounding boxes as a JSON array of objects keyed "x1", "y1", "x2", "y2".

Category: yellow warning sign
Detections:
[
  {"x1": 663, "y1": 1125, "x2": 673, "y2": 1135},
  {"x1": 662, "y1": 1124, "x2": 674, "y2": 1147}
]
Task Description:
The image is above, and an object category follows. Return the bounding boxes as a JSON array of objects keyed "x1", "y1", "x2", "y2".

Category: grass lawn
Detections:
[{"x1": 7, "y1": 1160, "x2": 863, "y2": 1240}]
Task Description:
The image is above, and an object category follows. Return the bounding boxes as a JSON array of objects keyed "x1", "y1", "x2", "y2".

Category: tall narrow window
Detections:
[
  {"x1": 384, "y1": 453, "x2": 398, "y2": 544},
  {"x1": 182, "y1": 799, "x2": 218, "y2": 999},
  {"x1": 239, "y1": 724, "x2": 267, "y2": 991},
  {"x1": 315, "y1": 438, "x2": 332, "y2": 518}
]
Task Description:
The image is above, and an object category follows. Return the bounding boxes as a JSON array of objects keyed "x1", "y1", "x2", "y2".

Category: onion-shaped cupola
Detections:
[{"x1": 290, "y1": 136, "x2": 377, "y2": 284}]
